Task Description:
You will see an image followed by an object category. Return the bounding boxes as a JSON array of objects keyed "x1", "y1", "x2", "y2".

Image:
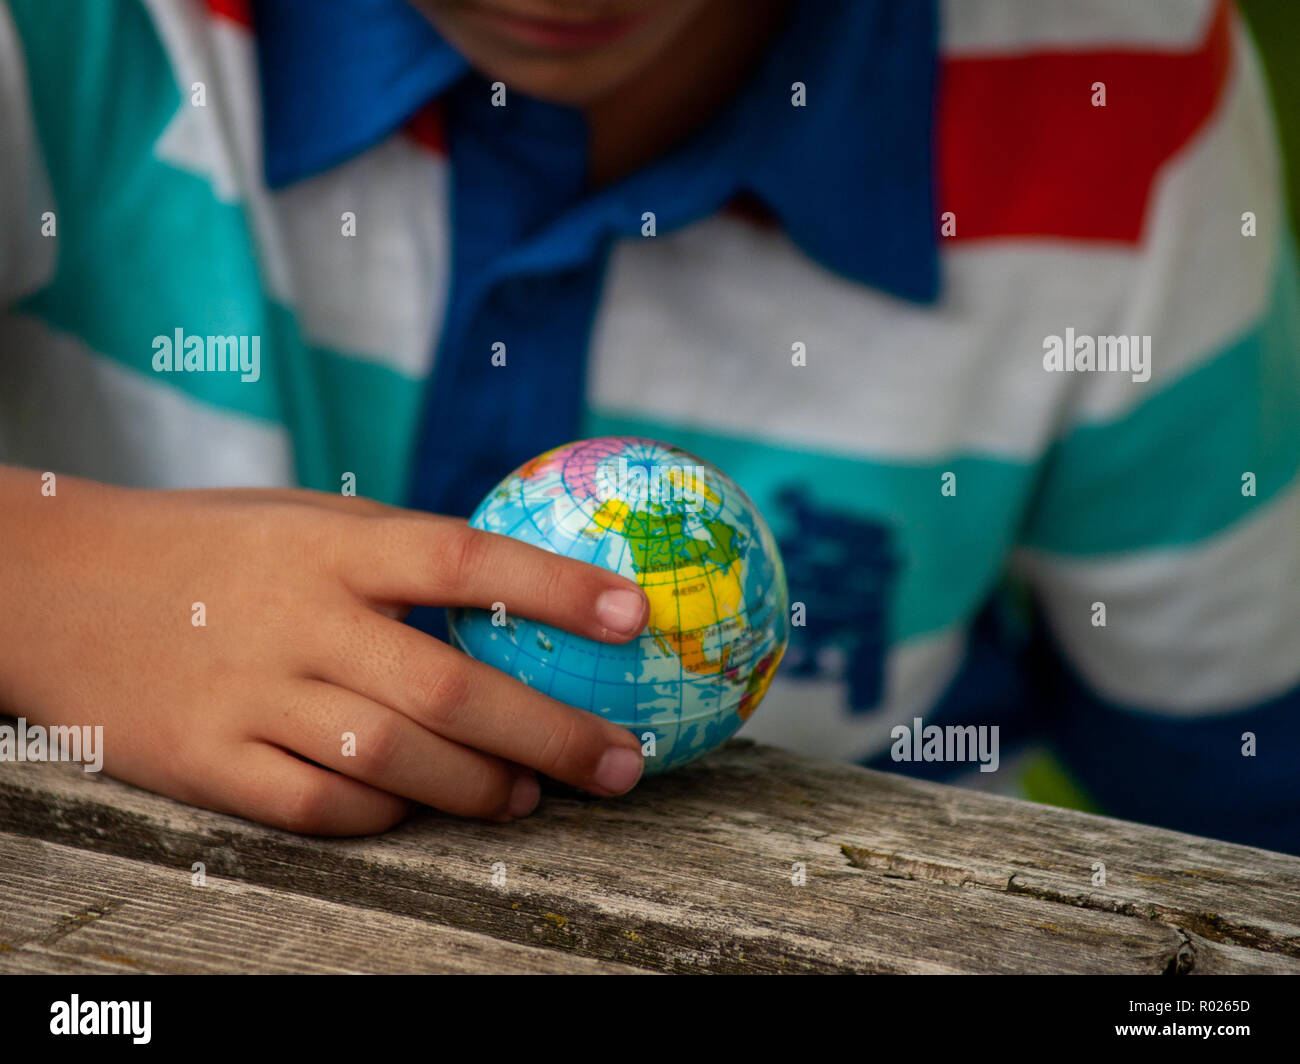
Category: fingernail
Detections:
[
  {"x1": 594, "y1": 747, "x2": 644, "y2": 794},
  {"x1": 595, "y1": 587, "x2": 646, "y2": 638},
  {"x1": 508, "y1": 774, "x2": 541, "y2": 818}
]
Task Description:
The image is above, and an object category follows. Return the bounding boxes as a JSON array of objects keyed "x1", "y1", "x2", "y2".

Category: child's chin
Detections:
[{"x1": 482, "y1": 52, "x2": 651, "y2": 107}]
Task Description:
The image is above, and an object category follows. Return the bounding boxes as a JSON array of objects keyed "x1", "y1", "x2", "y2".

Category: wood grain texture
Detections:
[
  {"x1": 2, "y1": 738, "x2": 1297, "y2": 974},
  {"x1": 0, "y1": 834, "x2": 647, "y2": 974}
]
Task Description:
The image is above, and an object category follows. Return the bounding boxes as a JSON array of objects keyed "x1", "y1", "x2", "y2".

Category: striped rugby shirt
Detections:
[{"x1": 1, "y1": 0, "x2": 1297, "y2": 850}]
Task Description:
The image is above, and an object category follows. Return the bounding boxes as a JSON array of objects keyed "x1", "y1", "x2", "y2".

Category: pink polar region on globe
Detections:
[{"x1": 446, "y1": 437, "x2": 790, "y2": 774}]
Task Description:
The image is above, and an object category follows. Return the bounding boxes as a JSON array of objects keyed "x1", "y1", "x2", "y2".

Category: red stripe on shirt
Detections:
[
  {"x1": 938, "y1": 0, "x2": 1233, "y2": 244},
  {"x1": 206, "y1": 0, "x2": 252, "y2": 27},
  {"x1": 406, "y1": 101, "x2": 448, "y2": 155}
]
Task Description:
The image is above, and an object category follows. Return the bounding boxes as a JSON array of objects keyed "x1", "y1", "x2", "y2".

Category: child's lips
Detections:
[{"x1": 474, "y1": 6, "x2": 651, "y2": 50}]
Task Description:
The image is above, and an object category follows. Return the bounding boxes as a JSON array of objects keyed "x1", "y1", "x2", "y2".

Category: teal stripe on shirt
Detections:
[
  {"x1": 8, "y1": 0, "x2": 424, "y2": 502},
  {"x1": 1021, "y1": 234, "x2": 1300, "y2": 555}
]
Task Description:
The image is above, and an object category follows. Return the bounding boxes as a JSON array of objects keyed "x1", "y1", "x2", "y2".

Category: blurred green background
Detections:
[{"x1": 1240, "y1": 0, "x2": 1300, "y2": 236}]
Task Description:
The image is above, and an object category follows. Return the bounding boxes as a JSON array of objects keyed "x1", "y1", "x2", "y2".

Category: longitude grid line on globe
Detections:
[
  {"x1": 574, "y1": 444, "x2": 712, "y2": 727},
  {"x1": 700, "y1": 526, "x2": 731, "y2": 720},
  {"x1": 641, "y1": 459, "x2": 771, "y2": 717},
  {"x1": 480, "y1": 477, "x2": 548, "y2": 684},
  {"x1": 676, "y1": 491, "x2": 733, "y2": 715},
  {"x1": 557, "y1": 441, "x2": 665, "y2": 726},
  {"x1": 651, "y1": 492, "x2": 688, "y2": 720},
  {"x1": 496, "y1": 450, "x2": 675, "y2": 720},
  {"x1": 540, "y1": 463, "x2": 622, "y2": 703}
]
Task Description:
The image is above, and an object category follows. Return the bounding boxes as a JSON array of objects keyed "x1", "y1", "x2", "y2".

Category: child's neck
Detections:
[{"x1": 583, "y1": 0, "x2": 792, "y2": 189}]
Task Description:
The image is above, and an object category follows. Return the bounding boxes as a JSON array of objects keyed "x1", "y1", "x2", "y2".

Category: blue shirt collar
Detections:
[
  {"x1": 253, "y1": 0, "x2": 939, "y2": 302},
  {"x1": 253, "y1": 0, "x2": 467, "y2": 187}
]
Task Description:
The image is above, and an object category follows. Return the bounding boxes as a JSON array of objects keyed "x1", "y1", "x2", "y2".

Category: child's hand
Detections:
[{"x1": 0, "y1": 468, "x2": 651, "y2": 834}]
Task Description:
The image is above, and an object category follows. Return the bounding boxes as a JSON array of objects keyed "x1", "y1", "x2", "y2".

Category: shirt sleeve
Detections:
[
  {"x1": 1008, "y1": 12, "x2": 1300, "y2": 853},
  {"x1": 0, "y1": 1, "x2": 55, "y2": 308}
]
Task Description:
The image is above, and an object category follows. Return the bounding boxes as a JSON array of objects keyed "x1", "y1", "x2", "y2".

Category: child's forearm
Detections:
[{"x1": 0, "y1": 470, "x2": 647, "y2": 834}]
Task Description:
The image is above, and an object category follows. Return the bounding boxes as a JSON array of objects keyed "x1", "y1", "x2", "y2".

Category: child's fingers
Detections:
[
  {"x1": 203, "y1": 487, "x2": 398, "y2": 516},
  {"x1": 259, "y1": 679, "x2": 536, "y2": 821},
  {"x1": 209, "y1": 741, "x2": 412, "y2": 836},
  {"x1": 341, "y1": 515, "x2": 649, "y2": 644},
  {"x1": 308, "y1": 613, "x2": 645, "y2": 798}
]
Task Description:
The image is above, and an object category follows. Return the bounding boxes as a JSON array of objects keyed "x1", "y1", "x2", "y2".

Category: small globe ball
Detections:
[{"x1": 447, "y1": 437, "x2": 789, "y2": 774}]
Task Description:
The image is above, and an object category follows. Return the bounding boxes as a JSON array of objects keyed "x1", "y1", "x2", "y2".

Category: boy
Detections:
[{"x1": 1, "y1": 0, "x2": 1297, "y2": 851}]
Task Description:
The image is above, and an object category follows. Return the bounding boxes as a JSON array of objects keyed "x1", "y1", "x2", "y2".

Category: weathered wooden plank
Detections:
[
  {"x1": 0, "y1": 833, "x2": 648, "y2": 974},
  {"x1": 2, "y1": 739, "x2": 1297, "y2": 974}
]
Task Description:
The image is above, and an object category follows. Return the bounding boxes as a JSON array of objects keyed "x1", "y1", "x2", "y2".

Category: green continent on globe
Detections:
[{"x1": 621, "y1": 512, "x2": 741, "y2": 573}]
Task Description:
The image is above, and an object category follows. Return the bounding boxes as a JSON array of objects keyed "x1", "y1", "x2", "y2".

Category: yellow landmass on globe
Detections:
[
  {"x1": 588, "y1": 497, "x2": 631, "y2": 534},
  {"x1": 738, "y1": 643, "x2": 784, "y2": 719},
  {"x1": 643, "y1": 559, "x2": 744, "y2": 676}
]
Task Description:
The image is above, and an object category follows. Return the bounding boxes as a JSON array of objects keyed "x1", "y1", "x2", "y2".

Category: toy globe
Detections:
[{"x1": 447, "y1": 437, "x2": 789, "y2": 773}]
